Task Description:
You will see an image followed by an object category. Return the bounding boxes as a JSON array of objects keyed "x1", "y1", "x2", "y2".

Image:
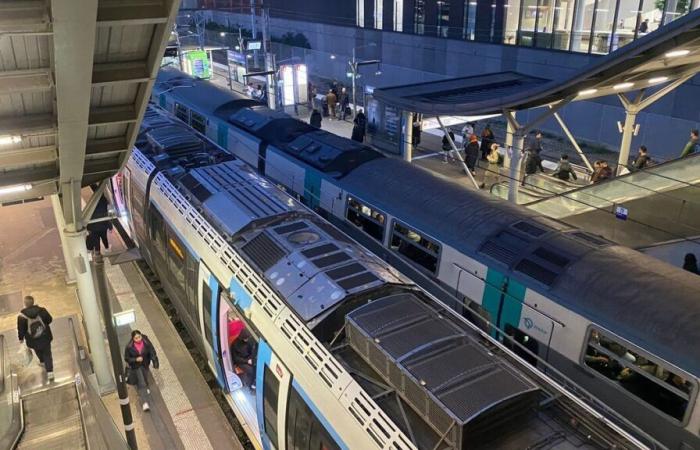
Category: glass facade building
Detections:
[{"x1": 357, "y1": 0, "x2": 699, "y2": 54}]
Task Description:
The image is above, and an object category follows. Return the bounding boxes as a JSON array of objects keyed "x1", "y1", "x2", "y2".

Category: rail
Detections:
[{"x1": 0, "y1": 336, "x2": 22, "y2": 449}]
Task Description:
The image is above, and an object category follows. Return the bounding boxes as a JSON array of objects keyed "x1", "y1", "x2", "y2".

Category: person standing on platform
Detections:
[
  {"x1": 526, "y1": 131, "x2": 546, "y2": 172},
  {"x1": 683, "y1": 253, "x2": 699, "y2": 275},
  {"x1": 483, "y1": 143, "x2": 501, "y2": 189},
  {"x1": 464, "y1": 134, "x2": 480, "y2": 175},
  {"x1": 680, "y1": 129, "x2": 699, "y2": 158},
  {"x1": 442, "y1": 129, "x2": 456, "y2": 163},
  {"x1": 310, "y1": 109, "x2": 322, "y2": 129},
  {"x1": 638, "y1": 19, "x2": 649, "y2": 33},
  {"x1": 352, "y1": 109, "x2": 367, "y2": 143},
  {"x1": 339, "y1": 87, "x2": 350, "y2": 120},
  {"x1": 124, "y1": 330, "x2": 159, "y2": 412},
  {"x1": 480, "y1": 124, "x2": 495, "y2": 160},
  {"x1": 461, "y1": 122, "x2": 474, "y2": 144},
  {"x1": 631, "y1": 145, "x2": 651, "y2": 171},
  {"x1": 326, "y1": 89, "x2": 337, "y2": 120},
  {"x1": 18, "y1": 295, "x2": 54, "y2": 381}
]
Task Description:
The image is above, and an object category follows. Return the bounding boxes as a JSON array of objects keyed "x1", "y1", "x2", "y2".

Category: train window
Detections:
[
  {"x1": 185, "y1": 250, "x2": 199, "y2": 320},
  {"x1": 583, "y1": 328, "x2": 693, "y2": 423},
  {"x1": 262, "y1": 366, "x2": 280, "y2": 448},
  {"x1": 174, "y1": 103, "x2": 189, "y2": 123},
  {"x1": 166, "y1": 228, "x2": 187, "y2": 298},
  {"x1": 286, "y1": 386, "x2": 341, "y2": 450},
  {"x1": 390, "y1": 221, "x2": 440, "y2": 274},
  {"x1": 148, "y1": 206, "x2": 167, "y2": 260},
  {"x1": 191, "y1": 111, "x2": 207, "y2": 134},
  {"x1": 202, "y1": 282, "x2": 214, "y2": 348},
  {"x1": 345, "y1": 197, "x2": 385, "y2": 242}
]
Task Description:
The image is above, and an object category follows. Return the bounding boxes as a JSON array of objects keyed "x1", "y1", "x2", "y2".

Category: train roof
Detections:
[{"x1": 340, "y1": 157, "x2": 700, "y2": 376}]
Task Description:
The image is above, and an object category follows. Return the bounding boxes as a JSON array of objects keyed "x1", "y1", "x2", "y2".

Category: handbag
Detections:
[{"x1": 18, "y1": 344, "x2": 33, "y2": 367}]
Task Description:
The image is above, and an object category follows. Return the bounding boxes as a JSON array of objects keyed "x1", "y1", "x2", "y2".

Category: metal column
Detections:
[
  {"x1": 509, "y1": 134, "x2": 525, "y2": 203},
  {"x1": 401, "y1": 110, "x2": 413, "y2": 162},
  {"x1": 51, "y1": 194, "x2": 76, "y2": 284},
  {"x1": 64, "y1": 229, "x2": 115, "y2": 393},
  {"x1": 617, "y1": 109, "x2": 638, "y2": 175}
]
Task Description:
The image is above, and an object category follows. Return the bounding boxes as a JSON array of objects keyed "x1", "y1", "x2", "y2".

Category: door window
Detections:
[
  {"x1": 202, "y1": 282, "x2": 214, "y2": 348},
  {"x1": 286, "y1": 386, "x2": 341, "y2": 450},
  {"x1": 263, "y1": 366, "x2": 280, "y2": 448}
]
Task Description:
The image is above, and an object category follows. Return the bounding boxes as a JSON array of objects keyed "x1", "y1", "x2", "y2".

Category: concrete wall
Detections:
[{"x1": 204, "y1": 10, "x2": 700, "y2": 159}]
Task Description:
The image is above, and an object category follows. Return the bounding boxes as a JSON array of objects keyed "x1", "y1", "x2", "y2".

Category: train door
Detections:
[
  {"x1": 304, "y1": 170, "x2": 322, "y2": 210},
  {"x1": 217, "y1": 122, "x2": 228, "y2": 148},
  {"x1": 198, "y1": 263, "x2": 224, "y2": 383},
  {"x1": 257, "y1": 341, "x2": 291, "y2": 450}
]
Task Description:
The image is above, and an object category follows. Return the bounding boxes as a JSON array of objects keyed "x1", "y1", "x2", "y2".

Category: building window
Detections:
[
  {"x1": 375, "y1": 0, "x2": 384, "y2": 29},
  {"x1": 583, "y1": 328, "x2": 694, "y2": 422},
  {"x1": 590, "y1": 0, "x2": 617, "y2": 53},
  {"x1": 414, "y1": 0, "x2": 426, "y2": 34},
  {"x1": 357, "y1": 0, "x2": 365, "y2": 27},
  {"x1": 463, "y1": 0, "x2": 477, "y2": 40},
  {"x1": 502, "y1": 0, "x2": 521, "y2": 44},
  {"x1": 390, "y1": 221, "x2": 441, "y2": 274},
  {"x1": 550, "y1": 0, "x2": 577, "y2": 50},
  {"x1": 570, "y1": 0, "x2": 596, "y2": 52},
  {"x1": 437, "y1": 0, "x2": 451, "y2": 37},
  {"x1": 663, "y1": 0, "x2": 691, "y2": 25},
  {"x1": 346, "y1": 197, "x2": 386, "y2": 242},
  {"x1": 191, "y1": 111, "x2": 207, "y2": 134},
  {"x1": 394, "y1": 0, "x2": 404, "y2": 31}
]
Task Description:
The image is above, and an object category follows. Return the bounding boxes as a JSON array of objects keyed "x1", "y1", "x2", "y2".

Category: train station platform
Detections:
[{"x1": 0, "y1": 198, "x2": 243, "y2": 450}]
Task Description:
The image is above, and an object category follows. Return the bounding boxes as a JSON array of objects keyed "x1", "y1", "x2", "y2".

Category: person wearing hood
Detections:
[
  {"x1": 18, "y1": 295, "x2": 54, "y2": 381},
  {"x1": 310, "y1": 109, "x2": 322, "y2": 129},
  {"x1": 464, "y1": 134, "x2": 480, "y2": 175},
  {"x1": 124, "y1": 330, "x2": 159, "y2": 411},
  {"x1": 683, "y1": 253, "x2": 699, "y2": 275},
  {"x1": 352, "y1": 109, "x2": 367, "y2": 143},
  {"x1": 552, "y1": 154, "x2": 578, "y2": 181},
  {"x1": 231, "y1": 329, "x2": 257, "y2": 389}
]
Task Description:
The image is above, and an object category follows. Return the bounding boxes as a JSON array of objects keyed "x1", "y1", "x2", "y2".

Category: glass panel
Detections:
[
  {"x1": 571, "y1": 0, "x2": 596, "y2": 52},
  {"x1": 535, "y1": 0, "x2": 556, "y2": 47},
  {"x1": 356, "y1": 0, "x2": 364, "y2": 27},
  {"x1": 262, "y1": 366, "x2": 280, "y2": 447},
  {"x1": 394, "y1": 0, "x2": 404, "y2": 31},
  {"x1": 638, "y1": 0, "x2": 662, "y2": 33},
  {"x1": 551, "y1": 0, "x2": 577, "y2": 50},
  {"x1": 437, "y1": 0, "x2": 451, "y2": 37},
  {"x1": 375, "y1": 0, "x2": 384, "y2": 29},
  {"x1": 202, "y1": 282, "x2": 213, "y2": 347},
  {"x1": 591, "y1": 0, "x2": 617, "y2": 54},
  {"x1": 615, "y1": 0, "x2": 642, "y2": 49},
  {"x1": 503, "y1": 0, "x2": 521, "y2": 44},
  {"x1": 663, "y1": 0, "x2": 690, "y2": 25},
  {"x1": 519, "y1": 0, "x2": 539, "y2": 46},
  {"x1": 287, "y1": 387, "x2": 341, "y2": 450},
  {"x1": 346, "y1": 197, "x2": 385, "y2": 242},
  {"x1": 414, "y1": 0, "x2": 426, "y2": 34}
]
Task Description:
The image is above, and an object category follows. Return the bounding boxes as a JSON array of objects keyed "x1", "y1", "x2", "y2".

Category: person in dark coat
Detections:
[
  {"x1": 683, "y1": 253, "x2": 699, "y2": 275},
  {"x1": 124, "y1": 330, "x2": 159, "y2": 411},
  {"x1": 591, "y1": 160, "x2": 613, "y2": 183},
  {"x1": 231, "y1": 330, "x2": 256, "y2": 389},
  {"x1": 310, "y1": 109, "x2": 322, "y2": 129},
  {"x1": 526, "y1": 131, "x2": 546, "y2": 172},
  {"x1": 18, "y1": 295, "x2": 54, "y2": 381},
  {"x1": 412, "y1": 119, "x2": 422, "y2": 148},
  {"x1": 631, "y1": 146, "x2": 650, "y2": 171},
  {"x1": 552, "y1": 154, "x2": 578, "y2": 181},
  {"x1": 85, "y1": 189, "x2": 113, "y2": 253},
  {"x1": 351, "y1": 109, "x2": 367, "y2": 143},
  {"x1": 521, "y1": 150, "x2": 541, "y2": 186},
  {"x1": 480, "y1": 124, "x2": 495, "y2": 160},
  {"x1": 339, "y1": 87, "x2": 350, "y2": 120},
  {"x1": 464, "y1": 134, "x2": 480, "y2": 174},
  {"x1": 441, "y1": 130, "x2": 456, "y2": 163}
]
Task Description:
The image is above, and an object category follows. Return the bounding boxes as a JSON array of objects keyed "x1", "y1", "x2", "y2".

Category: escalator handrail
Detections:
[
  {"x1": 524, "y1": 152, "x2": 700, "y2": 208},
  {"x1": 0, "y1": 334, "x2": 23, "y2": 450}
]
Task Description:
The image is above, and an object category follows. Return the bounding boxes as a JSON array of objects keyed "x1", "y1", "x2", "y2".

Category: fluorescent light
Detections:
[
  {"x1": 220, "y1": 32, "x2": 226, "y2": 37},
  {"x1": 0, "y1": 184, "x2": 32, "y2": 195},
  {"x1": 614, "y1": 82, "x2": 634, "y2": 90},
  {"x1": 0, "y1": 135, "x2": 21, "y2": 145},
  {"x1": 330, "y1": 54, "x2": 336, "y2": 59},
  {"x1": 578, "y1": 88, "x2": 598, "y2": 96},
  {"x1": 648, "y1": 76, "x2": 668, "y2": 84},
  {"x1": 665, "y1": 49, "x2": 690, "y2": 58}
]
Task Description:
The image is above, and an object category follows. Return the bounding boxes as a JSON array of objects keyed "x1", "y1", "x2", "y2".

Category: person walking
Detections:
[
  {"x1": 18, "y1": 296, "x2": 54, "y2": 381},
  {"x1": 631, "y1": 145, "x2": 651, "y2": 171},
  {"x1": 310, "y1": 109, "x2": 322, "y2": 129},
  {"x1": 442, "y1": 129, "x2": 456, "y2": 163},
  {"x1": 124, "y1": 330, "x2": 159, "y2": 411},
  {"x1": 326, "y1": 89, "x2": 337, "y2": 120},
  {"x1": 552, "y1": 154, "x2": 578, "y2": 181},
  {"x1": 339, "y1": 87, "x2": 350, "y2": 120},
  {"x1": 352, "y1": 109, "x2": 367, "y2": 143},
  {"x1": 527, "y1": 131, "x2": 546, "y2": 172},
  {"x1": 680, "y1": 129, "x2": 699, "y2": 158},
  {"x1": 464, "y1": 134, "x2": 480, "y2": 175},
  {"x1": 483, "y1": 143, "x2": 501, "y2": 189},
  {"x1": 480, "y1": 124, "x2": 495, "y2": 160},
  {"x1": 683, "y1": 253, "x2": 699, "y2": 275}
]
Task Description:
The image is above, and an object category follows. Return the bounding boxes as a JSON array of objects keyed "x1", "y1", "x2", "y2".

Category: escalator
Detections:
[
  {"x1": 18, "y1": 384, "x2": 86, "y2": 449},
  {"x1": 492, "y1": 153, "x2": 700, "y2": 248}
]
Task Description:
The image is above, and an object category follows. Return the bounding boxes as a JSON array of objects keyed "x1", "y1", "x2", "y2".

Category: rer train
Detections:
[
  {"x1": 111, "y1": 104, "x2": 647, "y2": 450},
  {"x1": 148, "y1": 67, "x2": 700, "y2": 450}
]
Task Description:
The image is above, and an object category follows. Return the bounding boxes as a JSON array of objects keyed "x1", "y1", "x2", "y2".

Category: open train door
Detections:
[{"x1": 198, "y1": 262, "x2": 222, "y2": 380}]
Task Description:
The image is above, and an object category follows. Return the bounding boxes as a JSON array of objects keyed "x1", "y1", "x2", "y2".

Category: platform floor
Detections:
[{"x1": 0, "y1": 197, "x2": 243, "y2": 450}]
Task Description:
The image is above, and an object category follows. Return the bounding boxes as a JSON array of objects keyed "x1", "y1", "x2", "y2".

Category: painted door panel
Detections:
[
  {"x1": 198, "y1": 263, "x2": 221, "y2": 380},
  {"x1": 217, "y1": 122, "x2": 228, "y2": 148},
  {"x1": 256, "y1": 341, "x2": 291, "y2": 450}
]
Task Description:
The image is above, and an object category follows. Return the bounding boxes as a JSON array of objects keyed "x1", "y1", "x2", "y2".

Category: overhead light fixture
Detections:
[
  {"x1": 614, "y1": 82, "x2": 634, "y2": 90},
  {"x1": 578, "y1": 88, "x2": 598, "y2": 96},
  {"x1": 648, "y1": 76, "x2": 668, "y2": 84},
  {"x1": 0, "y1": 184, "x2": 32, "y2": 195},
  {"x1": 665, "y1": 49, "x2": 690, "y2": 58},
  {"x1": 330, "y1": 54, "x2": 336, "y2": 60},
  {"x1": 220, "y1": 32, "x2": 226, "y2": 37},
  {"x1": 0, "y1": 135, "x2": 21, "y2": 145}
]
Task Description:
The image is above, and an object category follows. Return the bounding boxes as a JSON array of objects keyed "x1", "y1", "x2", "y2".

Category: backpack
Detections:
[{"x1": 21, "y1": 313, "x2": 46, "y2": 339}]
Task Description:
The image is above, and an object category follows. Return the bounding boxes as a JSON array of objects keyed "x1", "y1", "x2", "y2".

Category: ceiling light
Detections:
[
  {"x1": 614, "y1": 82, "x2": 634, "y2": 90},
  {"x1": 220, "y1": 32, "x2": 226, "y2": 37},
  {"x1": 665, "y1": 49, "x2": 690, "y2": 58},
  {"x1": 0, "y1": 184, "x2": 32, "y2": 195},
  {"x1": 0, "y1": 135, "x2": 21, "y2": 145},
  {"x1": 648, "y1": 76, "x2": 668, "y2": 84},
  {"x1": 330, "y1": 54, "x2": 336, "y2": 60},
  {"x1": 578, "y1": 88, "x2": 598, "y2": 96}
]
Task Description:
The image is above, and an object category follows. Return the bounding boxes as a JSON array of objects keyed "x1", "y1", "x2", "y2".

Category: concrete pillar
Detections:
[
  {"x1": 401, "y1": 110, "x2": 413, "y2": 162},
  {"x1": 51, "y1": 194, "x2": 76, "y2": 284},
  {"x1": 65, "y1": 229, "x2": 115, "y2": 393},
  {"x1": 617, "y1": 110, "x2": 637, "y2": 175},
  {"x1": 508, "y1": 134, "x2": 525, "y2": 203}
]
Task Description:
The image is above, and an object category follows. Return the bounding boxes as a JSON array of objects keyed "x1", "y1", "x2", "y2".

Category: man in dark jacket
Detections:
[
  {"x1": 464, "y1": 134, "x2": 480, "y2": 174},
  {"x1": 351, "y1": 109, "x2": 367, "y2": 143},
  {"x1": 18, "y1": 295, "x2": 54, "y2": 380},
  {"x1": 631, "y1": 146, "x2": 650, "y2": 171},
  {"x1": 231, "y1": 330, "x2": 256, "y2": 389},
  {"x1": 552, "y1": 154, "x2": 578, "y2": 181}
]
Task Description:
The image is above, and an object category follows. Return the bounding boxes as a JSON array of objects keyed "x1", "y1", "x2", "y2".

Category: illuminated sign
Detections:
[
  {"x1": 113, "y1": 309, "x2": 136, "y2": 327},
  {"x1": 183, "y1": 50, "x2": 211, "y2": 79}
]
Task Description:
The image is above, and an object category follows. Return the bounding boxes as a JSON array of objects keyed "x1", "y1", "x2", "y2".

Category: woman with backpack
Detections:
[{"x1": 124, "y1": 330, "x2": 159, "y2": 411}]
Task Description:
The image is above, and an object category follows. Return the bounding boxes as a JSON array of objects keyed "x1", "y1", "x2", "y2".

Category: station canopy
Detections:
[{"x1": 372, "y1": 9, "x2": 700, "y2": 116}]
